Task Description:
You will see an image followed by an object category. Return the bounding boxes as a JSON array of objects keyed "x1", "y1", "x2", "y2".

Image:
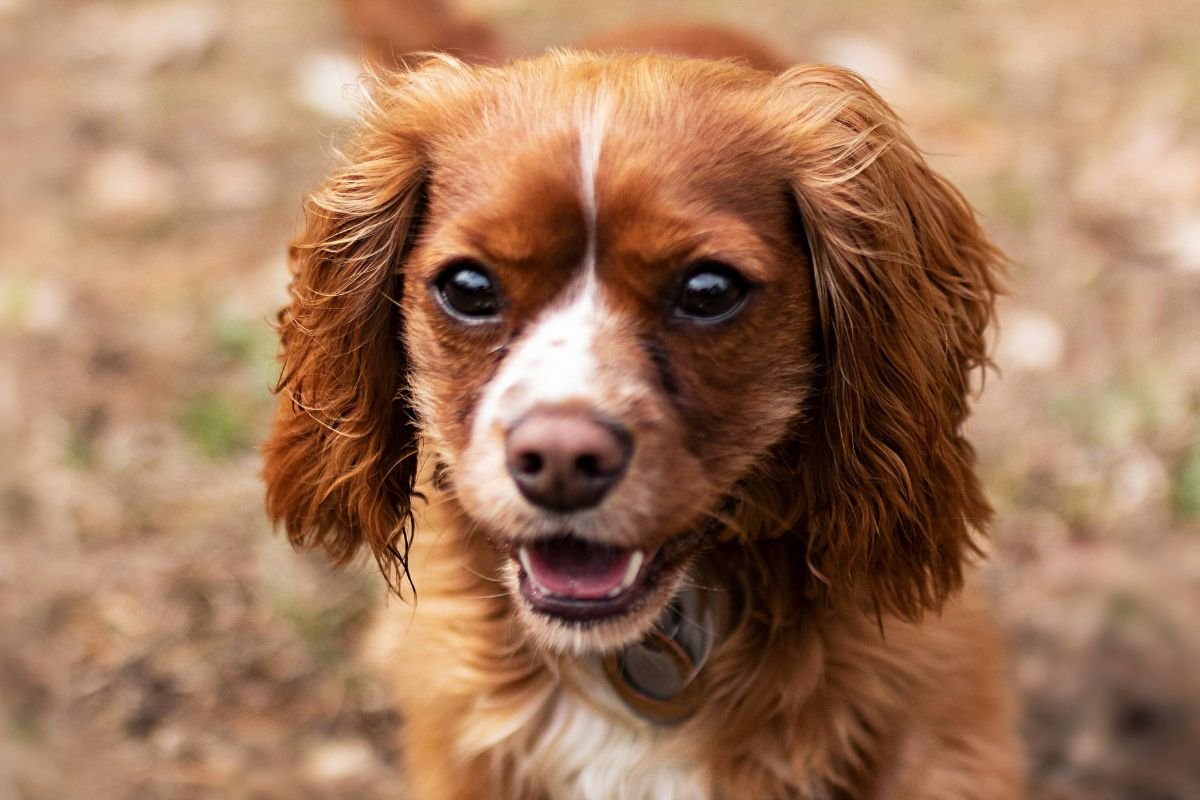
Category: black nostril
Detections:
[
  {"x1": 516, "y1": 451, "x2": 543, "y2": 477},
  {"x1": 575, "y1": 454, "x2": 600, "y2": 478}
]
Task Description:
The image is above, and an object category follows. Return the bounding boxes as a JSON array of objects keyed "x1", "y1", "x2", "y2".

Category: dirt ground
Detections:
[{"x1": 1, "y1": 0, "x2": 1198, "y2": 797}]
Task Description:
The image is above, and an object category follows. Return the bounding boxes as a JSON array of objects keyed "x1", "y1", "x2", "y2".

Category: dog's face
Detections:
[
  {"x1": 264, "y1": 54, "x2": 1000, "y2": 655},
  {"x1": 401, "y1": 87, "x2": 818, "y2": 650}
]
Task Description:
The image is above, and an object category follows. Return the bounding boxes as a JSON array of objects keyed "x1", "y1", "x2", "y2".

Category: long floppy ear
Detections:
[
  {"x1": 771, "y1": 66, "x2": 1003, "y2": 620},
  {"x1": 262, "y1": 87, "x2": 429, "y2": 594}
]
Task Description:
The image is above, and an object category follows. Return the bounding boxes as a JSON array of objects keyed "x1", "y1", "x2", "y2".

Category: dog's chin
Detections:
[{"x1": 502, "y1": 531, "x2": 702, "y2": 655}]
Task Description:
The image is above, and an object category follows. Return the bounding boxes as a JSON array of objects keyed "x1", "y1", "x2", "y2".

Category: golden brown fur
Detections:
[
  {"x1": 363, "y1": 497, "x2": 1020, "y2": 798},
  {"x1": 264, "y1": 12, "x2": 1022, "y2": 798}
]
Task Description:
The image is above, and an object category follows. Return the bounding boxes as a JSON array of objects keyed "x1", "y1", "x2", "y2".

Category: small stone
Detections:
[
  {"x1": 1, "y1": 277, "x2": 68, "y2": 333},
  {"x1": 1161, "y1": 216, "x2": 1200, "y2": 273},
  {"x1": 302, "y1": 739, "x2": 377, "y2": 783},
  {"x1": 79, "y1": 147, "x2": 179, "y2": 226},
  {"x1": 1109, "y1": 450, "x2": 1168, "y2": 518},
  {"x1": 294, "y1": 53, "x2": 364, "y2": 119},
  {"x1": 817, "y1": 35, "x2": 910, "y2": 96},
  {"x1": 996, "y1": 308, "x2": 1066, "y2": 373}
]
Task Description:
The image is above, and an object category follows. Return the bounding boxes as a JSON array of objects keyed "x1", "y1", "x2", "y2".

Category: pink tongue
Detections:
[{"x1": 523, "y1": 537, "x2": 636, "y2": 600}]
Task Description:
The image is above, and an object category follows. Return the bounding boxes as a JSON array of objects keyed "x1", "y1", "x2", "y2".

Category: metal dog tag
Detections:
[{"x1": 602, "y1": 586, "x2": 719, "y2": 723}]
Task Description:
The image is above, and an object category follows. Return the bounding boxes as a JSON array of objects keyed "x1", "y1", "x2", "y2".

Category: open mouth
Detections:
[{"x1": 513, "y1": 532, "x2": 697, "y2": 623}]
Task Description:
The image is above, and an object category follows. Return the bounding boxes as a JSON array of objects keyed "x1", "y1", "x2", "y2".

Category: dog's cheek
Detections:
[
  {"x1": 402, "y1": 303, "x2": 508, "y2": 465},
  {"x1": 661, "y1": 292, "x2": 816, "y2": 482}
]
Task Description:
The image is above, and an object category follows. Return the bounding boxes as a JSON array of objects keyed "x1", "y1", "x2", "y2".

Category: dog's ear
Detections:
[
  {"x1": 263, "y1": 72, "x2": 438, "y2": 594},
  {"x1": 770, "y1": 66, "x2": 1003, "y2": 619}
]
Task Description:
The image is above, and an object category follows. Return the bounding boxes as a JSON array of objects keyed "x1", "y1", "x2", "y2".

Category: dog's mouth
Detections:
[{"x1": 513, "y1": 532, "x2": 697, "y2": 623}]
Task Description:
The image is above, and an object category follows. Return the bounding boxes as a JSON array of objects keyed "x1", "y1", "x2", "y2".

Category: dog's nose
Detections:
[{"x1": 505, "y1": 411, "x2": 632, "y2": 512}]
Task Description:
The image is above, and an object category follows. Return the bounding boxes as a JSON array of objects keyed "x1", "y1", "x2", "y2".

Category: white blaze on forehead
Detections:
[
  {"x1": 578, "y1": 91, "x2": 610, "y2": 268},
  {"x1": 469, "y1": 93, "x2": 614, "y2": 439},
  {"x1": 473, "y1": 273, "x2": 607, "y2": 437}
]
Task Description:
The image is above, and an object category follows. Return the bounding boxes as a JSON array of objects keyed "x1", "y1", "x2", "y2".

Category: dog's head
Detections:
[{"x1": 264, "y1": 53, "x2": 1001, "y2": 653}]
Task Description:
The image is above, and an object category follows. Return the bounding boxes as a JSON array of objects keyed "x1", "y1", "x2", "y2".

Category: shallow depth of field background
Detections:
[{"x1": 2, "y1": 0, "x2": 1198, "y2": 797}]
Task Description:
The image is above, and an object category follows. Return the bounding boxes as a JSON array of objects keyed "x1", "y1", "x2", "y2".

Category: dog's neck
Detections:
[
  {"x1": 594, "y1": 507, "x2": 804, "y2": 724},
  {"x1": 600, "y1": 581, "x2": 725, "y2": 724}
]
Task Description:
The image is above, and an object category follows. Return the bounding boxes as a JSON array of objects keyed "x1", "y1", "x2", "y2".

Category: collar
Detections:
[{"x1": 600, "y1": 584, "x2": 723, "y2": 724}]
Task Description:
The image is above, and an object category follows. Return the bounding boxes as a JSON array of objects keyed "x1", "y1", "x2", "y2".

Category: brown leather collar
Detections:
[{"x1": 600, "y1": 585, "x2": 723, "y2": 724}]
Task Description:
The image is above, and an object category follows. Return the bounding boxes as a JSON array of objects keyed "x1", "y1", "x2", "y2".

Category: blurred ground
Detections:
[{"x1": 1, "y1": 0, "x2": 1198, "y2": 797}]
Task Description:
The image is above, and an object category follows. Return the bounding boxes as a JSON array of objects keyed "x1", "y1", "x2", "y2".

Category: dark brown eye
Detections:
[
  {"x1": 674, "y1": 263, "x2": 749, "y2": 321},
  {"x1": 434, "y1": 261, "x2": 502, "y2": 320}
]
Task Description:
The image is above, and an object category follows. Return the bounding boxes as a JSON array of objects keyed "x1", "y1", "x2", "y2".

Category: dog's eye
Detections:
[
  {"x1": 674, "y1": 263, "x2": 749, "y2": 321},
  {"x1": 434, "y1": 261, "x2": 502, "y2": 320}
]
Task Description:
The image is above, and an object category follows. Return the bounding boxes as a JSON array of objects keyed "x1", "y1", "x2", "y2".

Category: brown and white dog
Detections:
[{"x1": 264, "y1": 7, "x2": 1023, "y2": 798}]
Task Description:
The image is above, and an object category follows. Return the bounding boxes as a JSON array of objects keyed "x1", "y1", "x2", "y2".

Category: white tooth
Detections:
[
  {"x1": 606, "y1": 550, "x2": 645, "y2": 598},
  {"x1": 516, "y1": 546, "x2": 546, "y2": 592}
]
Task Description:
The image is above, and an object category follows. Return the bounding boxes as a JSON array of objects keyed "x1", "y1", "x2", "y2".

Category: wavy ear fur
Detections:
[
  {"x1": 770, "y1": 66, "x2": 1003, "y2": 620},
  {"x1": 262, "y1": 81, "x2": 431, "y2": 594}
]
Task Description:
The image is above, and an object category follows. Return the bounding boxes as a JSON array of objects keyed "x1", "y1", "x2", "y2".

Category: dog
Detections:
[{"x1": 263, "y1": 7, "x2": 1023, "y2": 798}]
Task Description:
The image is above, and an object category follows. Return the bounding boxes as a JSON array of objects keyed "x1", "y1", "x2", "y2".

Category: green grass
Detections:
[
  {"x1": 991, "y1": 177, "x2": 1040, "y2": 229},
  {"x1": 1173, "y1": 443, "x2": 1200, "y2": 521},
  {"x1": 210, "y1": 315, "x2": 282, "y2": 398},
  {"x1": 0, "y1": 275, "x2": 32, "y2": 327},
  {"x1": 1048, "y1": 387, "x2": 1141, "y2": 447},
  {"x1": 1047, "y1": 369, "x2": 1178, "y2": 449},
  {"x1": 63, "y1": 424, "x2": 95, "y2": 469},
  {"x1": 179, "y1": 391, "x2": 255, "y2": 458},
  {"x1": 273, "y1": 582, "x2": 375, "y2": 669},
  {"x1": 7, "y1": 706, "x2": 43, "y2": 745},
  {"x1": 211, "y1": 316, "x2": 274, "y2": 366},
  {"x1": 178, "y1": 316, "x2": 278, "y2": 459}
]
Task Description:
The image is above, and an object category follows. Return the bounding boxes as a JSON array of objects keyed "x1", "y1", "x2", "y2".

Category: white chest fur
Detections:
[{"x1": 498, "y1": 687, "x2": 709, "y2": 800}]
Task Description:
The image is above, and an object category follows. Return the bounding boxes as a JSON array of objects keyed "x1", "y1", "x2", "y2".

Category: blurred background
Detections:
[{"x1": 1, "y1": 0, "x2": 1198, "y2": 797}]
